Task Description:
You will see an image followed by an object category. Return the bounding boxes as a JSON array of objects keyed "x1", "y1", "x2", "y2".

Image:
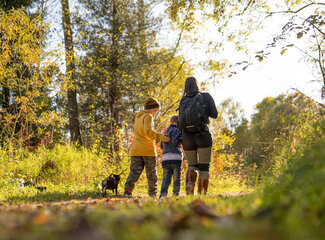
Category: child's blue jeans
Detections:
[{"x1": 160, "y1": 163, "x2": 181, "y2": 197}]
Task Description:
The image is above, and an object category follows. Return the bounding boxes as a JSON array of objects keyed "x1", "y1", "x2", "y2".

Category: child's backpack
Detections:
[{"x1": 178, "y1": 93, "x2": 208, "y2": 133}]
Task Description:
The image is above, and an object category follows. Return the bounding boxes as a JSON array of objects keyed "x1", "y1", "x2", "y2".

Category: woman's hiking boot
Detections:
[
  {"x1": 198, "y1": 179, "x2": 203, "y2": 194},
  {"x1": 186, "y1": 170, "x2": 197, "y2": 195},
  {"x1": 198, "y1": 179, "x2": 209, "y2": 195}
]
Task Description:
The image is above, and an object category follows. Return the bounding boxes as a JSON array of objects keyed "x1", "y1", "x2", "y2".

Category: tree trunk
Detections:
[
  {"x1": 2, "y1": 86, "x2": 10, "y2": 111},
  {"x1": 109, "y1": 1, "x2": 121, "y2": 160},
  {"x1": 61, "y1": 0, "x2": 82, "y2": 145},
  {"x1": 137, "y1": 0, "x2": 147, "y2": 57}
]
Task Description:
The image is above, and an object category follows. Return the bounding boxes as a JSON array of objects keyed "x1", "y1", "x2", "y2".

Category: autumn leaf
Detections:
[
  {"x1": 192, "y1": 200, "x2": 218, "y2": 219},
  {"x1": 256, "y1": 55, "x2": 263, "y2": 62},
  {"x1": 32, "y1": 212, "x2": 50, "y2": 225},
  {"x1": 281, "y1": 48, "x2": 287, "y2": 55}
]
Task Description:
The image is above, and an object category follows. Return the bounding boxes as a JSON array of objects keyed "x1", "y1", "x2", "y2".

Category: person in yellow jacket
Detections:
[{"x1": 124, "y1": 97, "x2": 170, "y2": 197}]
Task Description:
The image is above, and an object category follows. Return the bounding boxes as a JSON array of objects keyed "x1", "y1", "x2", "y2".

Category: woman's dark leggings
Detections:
[{"x1": 182, "y1": 130, "x2": 212, "y2": 180}]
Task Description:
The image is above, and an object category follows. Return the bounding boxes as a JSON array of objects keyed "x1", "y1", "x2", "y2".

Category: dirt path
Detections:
[{"x1": 0, "y1": 191, "x2": 251, "y2": 211}]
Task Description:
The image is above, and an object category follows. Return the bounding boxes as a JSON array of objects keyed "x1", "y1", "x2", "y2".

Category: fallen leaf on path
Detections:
[
  {"x1": 192, "y1": 200, "x2": 218, "y2": 219},
  {"x1": 32, "y1": 212, "x2": 51, "y2": 225}
]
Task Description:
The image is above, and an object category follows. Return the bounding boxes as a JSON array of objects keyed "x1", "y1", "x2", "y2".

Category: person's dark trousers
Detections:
[
  {"x1": 159, "y1": 163, "x2": 181, "y2": 197},
  {"x1": 182, "y1": 130, "x2": 212, "y2": 194},
  {"x1": 124, "y1": 156, "x2": 158, "y2": 197}
]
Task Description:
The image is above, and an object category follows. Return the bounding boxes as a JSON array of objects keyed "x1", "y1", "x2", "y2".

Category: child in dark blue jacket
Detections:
[{"x1": 159, "y1": 115, "x2": 183, "y2": 197}]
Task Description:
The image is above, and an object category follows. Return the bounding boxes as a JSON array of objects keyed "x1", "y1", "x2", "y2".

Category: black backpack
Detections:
[{"x1": 178, "y1": 93, "x2": 208, "y2": 133}]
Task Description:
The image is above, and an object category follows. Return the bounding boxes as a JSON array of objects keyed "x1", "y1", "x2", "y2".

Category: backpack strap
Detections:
[{"x1": 195, "y1": 93, "x2": 208, "y2": 123}]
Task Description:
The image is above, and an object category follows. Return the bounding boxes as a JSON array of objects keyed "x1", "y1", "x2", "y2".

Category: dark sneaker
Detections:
[{"x1": 123, "y1": 189, "x2": 132, "y2": 197}]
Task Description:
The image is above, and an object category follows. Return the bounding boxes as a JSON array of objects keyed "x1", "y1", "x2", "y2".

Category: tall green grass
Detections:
[
  {"x1": 0, "y1": 145, "x2": 121, "y2": 185},
  {"x1": 256, "y1": 140, "x2": 325, "y2": 239},
  {"x1": 0, "y1": 145, "x2": 128, "y2": 203},
  {"x1": 0, "y1": 144, "x2": 251, "y2": 203}
]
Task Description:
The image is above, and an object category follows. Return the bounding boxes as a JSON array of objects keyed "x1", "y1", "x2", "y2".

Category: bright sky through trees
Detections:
[
  {"x1": 156, "y1": 2, "x2": 323, "y2": 119},
  {"x1": 210, "y1": 39, "x2": 320, "y2": 118},
  {"x1": 43, "y1": 0, "x2": 323, "y2": 119}
]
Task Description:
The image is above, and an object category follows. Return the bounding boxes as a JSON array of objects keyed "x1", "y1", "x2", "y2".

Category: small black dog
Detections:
[{"x1": 101, "y1": 172, "x2": 123, "y2": 197}]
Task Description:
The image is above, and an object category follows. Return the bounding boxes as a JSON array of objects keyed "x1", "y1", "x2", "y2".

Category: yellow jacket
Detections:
[{"x1": 130, "y1": 110, "x2": 164, "y2": 156}]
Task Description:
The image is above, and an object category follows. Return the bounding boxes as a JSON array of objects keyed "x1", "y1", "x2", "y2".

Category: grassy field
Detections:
[
  {"x1": 0, "y1": 144, "x2": 252, "y2": 204},
  {"x1": 1, "y1": 142, "x2": 325, "y2": 240},
  {"x1": 0, "y1": 193, "x2": 259, "y2": 240},
  {"x1": 0, "y1": 174, "x2": 256, "y2": 240},
  {"x1": 0, "y1": 178, "x2": 322, "y2": 240},
  {"x1": 0, "y1": 191, "x2": 317, "y2": 240}
]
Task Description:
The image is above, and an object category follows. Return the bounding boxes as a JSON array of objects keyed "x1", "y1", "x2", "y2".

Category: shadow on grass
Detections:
[
  {"x1": 2, "y1": 186, "x2": 253, "y2": 205},
  {"x1": 3, "y1": 188, "x2": 130, "y2": 205}
]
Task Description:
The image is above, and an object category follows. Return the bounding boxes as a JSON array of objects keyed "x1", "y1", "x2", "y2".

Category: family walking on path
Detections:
[{"x1": 123, "y1": 76, "x2": 218, "y2": 197}]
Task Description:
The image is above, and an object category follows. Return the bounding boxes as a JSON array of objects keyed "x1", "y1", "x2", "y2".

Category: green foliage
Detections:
[
  {"x1": 0, "y1": 0, "x2": 33, "y2": 11},
  {"x1": 2, "y1": 138, "x2": 325, "y2": 240},
  {"x1": 153, "y1": 53, "x2": 194, "y2": 129},
  {"x1": 1, "y1": 3, "x2": 325, "y2": 239},
  {"x1": 0, "y1": 144, "x2": 127, "y2": 185},
  {"x1": 0, "y1": 144, "x2": 132, "y2": 203},
  {"x1": 257, "y1": 140, "x2": 325, "y2": 239},
  {"x1": 0, "y1": 142, "x2": 250, "y2": 204},
  {"x1": 164, "y1": 0, "x2": 317, "y2": 44},
  {"x1": 235, "y1": 92, "x2": 324, "y2": 176},
  {"x1": 218, "y1": 98, "x2": 245, "y2": 131},
  {"x1": 206, "y1": 98, "x2": 260, "y2": 188},
  {"x1": 233, "y1": 118, "x2": 251, "y2": 155},
  {"x1": 164, "y1": 0, "x2": 324, "y2": 87},
  {"x1": 0, "y1": 9, "x2": 63, "y2": 147},
  {"x1": 74, "y1": 0, "x2": 193, "y2": 150}
]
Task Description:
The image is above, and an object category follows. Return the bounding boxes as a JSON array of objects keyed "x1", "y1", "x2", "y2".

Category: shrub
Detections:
[{"x1": 259, "y1": 140, "x2": 325, "y2": 238}]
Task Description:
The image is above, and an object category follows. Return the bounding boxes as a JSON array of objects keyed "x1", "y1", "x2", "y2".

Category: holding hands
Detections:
[
  {"x1": 162, "y1": 130, "x2": 170, "y2": 142},
  {"x1": 164, "y1": 135, "x2": 170, "y2": 142}
]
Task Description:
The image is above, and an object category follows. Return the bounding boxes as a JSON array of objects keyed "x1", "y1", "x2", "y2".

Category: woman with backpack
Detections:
[{"x1": 178, "y1": 77, "x2": 218, "y2": 195}]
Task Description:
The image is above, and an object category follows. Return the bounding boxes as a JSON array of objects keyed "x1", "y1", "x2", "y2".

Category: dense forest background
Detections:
[
  {"x1": 0, "y1": 0, "x2": 324, "y2": 178},
  {"x1": 1, "y1": 1, "x2": 325, "y2": 240}
]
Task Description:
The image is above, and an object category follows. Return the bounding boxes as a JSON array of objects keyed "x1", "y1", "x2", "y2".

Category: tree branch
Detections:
[
  {"x1": 158, "y1": 98, "x2": 181, "y2": 121},
  {"x1": 264, "y1": 2, "x2": 325, "y2": 15},
  {"x1": 291, "y1": 88, "x2": 325, "y2": 108},
  {"x1": 159, "y1": 60, "x2": 186, "y2": 94},
  {"x1": 314, "y1": 30, "x2": 325, "y2": 87},
  {"x1": 302, "y1": 17, "x2": 325, "y2": 36},
  {"x1": 294, "y1": 46, "x2": 318, "y2": 61},
  {"x1": 237, "y1": 0, "x2": 255, "y2": 16}
]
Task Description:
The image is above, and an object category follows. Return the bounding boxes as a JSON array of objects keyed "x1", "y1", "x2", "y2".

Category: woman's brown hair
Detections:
[{"x1": 184, "y1": 77, "x2": 200, "y2": 96}]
